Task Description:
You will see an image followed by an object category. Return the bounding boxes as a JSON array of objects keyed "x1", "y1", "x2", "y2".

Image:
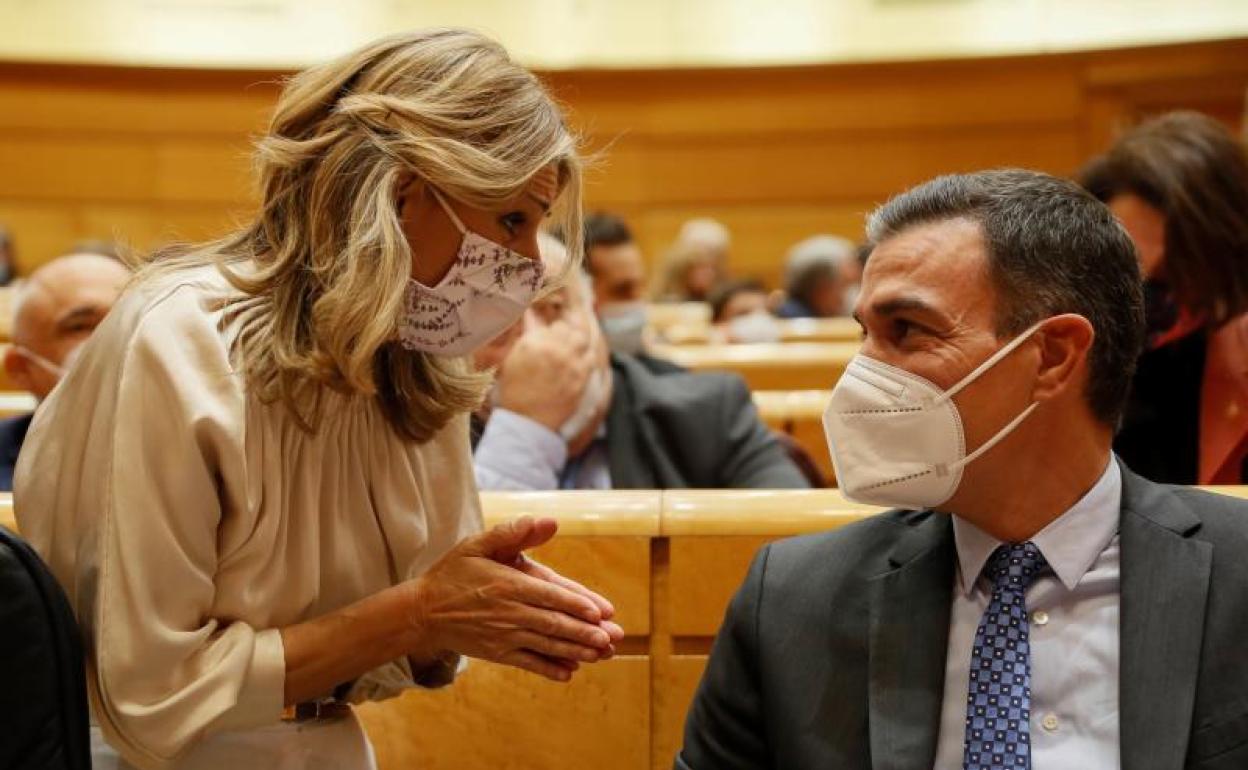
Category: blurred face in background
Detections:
[
  {"x1": 588, "y1": 241, "x2": 646, "y2": 309},
  {"x1": 1106, "y1": 193, "x2": 1166, "y2": 279},
  {"x1": 809, "y1": 271, "x2": 849, "y2": 317},
  {"x1": 683, "y1": 252, "x2": 719, "y2": 301},
  {"x1": 718, "y1": 288, "x2": 769, "y2": 323},
  {"x1": 473, "y1": 237, "x2": 614, "y2": 454},
  {"x1": 4, "y1": 253, "x2": 131, "y2": 400}
]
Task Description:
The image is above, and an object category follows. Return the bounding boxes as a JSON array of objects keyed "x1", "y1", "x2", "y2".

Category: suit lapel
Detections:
[
  {"x1": 868, "y1": 512, "x2": 954, "y2": 770},
  {"x1": 1118, "y1": 463, "x2": 1212, "y2": 770},
  {"x1": 604, "y1": 361, "x2": 656, "y2": 488}
]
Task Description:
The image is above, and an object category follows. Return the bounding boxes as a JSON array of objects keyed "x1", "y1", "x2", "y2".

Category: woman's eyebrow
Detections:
[{"x1": 525, "y1": 192, "x2": 552, "y2": 213}]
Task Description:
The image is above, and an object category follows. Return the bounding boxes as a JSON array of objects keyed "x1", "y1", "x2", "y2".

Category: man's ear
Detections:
[
  {"x1": 3, "y1": 346, "x2": 33, "y2": 393},
  {"x1": 1032, "y1": 314, "x2": 1095, "y2": 403}
]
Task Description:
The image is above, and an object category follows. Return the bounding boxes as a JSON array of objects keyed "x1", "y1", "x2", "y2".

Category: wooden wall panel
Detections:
[
  {"x1": 0, "y1": 38, "x2": 1244, "y2": 289},
  {"x1": 0, "y1": 137, "x2": 158, "y2": 201},
  {"x1": 355, "y1": 656, "x2": 651, "y2": 770},
  {"x1": 527, "y1": 536, "x2": 652, "y2": 636},
  {"x1": 667, "y1": 536, "x2": 774, "y2": 639},
  {"x1": 652, "y1": 655, "x2": 706, "y2": 770}
]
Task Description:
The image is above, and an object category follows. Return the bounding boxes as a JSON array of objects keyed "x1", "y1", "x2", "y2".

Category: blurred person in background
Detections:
[
  {"x1": 1080, "y1": 111, "x2": 1248, "y2": 484},
  {"x1": 0, "y1": 250, "x2": 130, "y2": 490},
  {"x1": 708, "y1": 279, "x2": 781, "y2": 344},
  {"x1": 677, "y1": 217, "x2": 732, "y2": 283},
  {"x1": 0, "y1": 225, "x2": 17, "y2": 285},
  {"x1": 775, "y1": 234, "x2": 858, "y2": 319},
  {"x1": 649, "y1": 239, "x2": 719, "y2": 303},
  {"x1": 582, "y1": 211, "x2": 649, "y2": 355},
  {"x1": 15, "y1": 30, "x2": 623, "y2": 769},
  {"x1": 474, "y1": 234, "x2": 807, "y2": 490}
]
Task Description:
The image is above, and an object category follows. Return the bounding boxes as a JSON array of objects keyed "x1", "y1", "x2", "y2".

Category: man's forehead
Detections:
[
  {"x1": 593, "y1": 241, "x2": 643, "y2": 268},
  {"x1": 865, "y1": 219, "x2": 987, "y2": 286}
]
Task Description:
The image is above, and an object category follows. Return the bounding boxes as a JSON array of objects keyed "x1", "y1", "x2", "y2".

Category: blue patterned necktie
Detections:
[{"x1": 963, "y1": 541, "x2": 1049, "y2": 770}]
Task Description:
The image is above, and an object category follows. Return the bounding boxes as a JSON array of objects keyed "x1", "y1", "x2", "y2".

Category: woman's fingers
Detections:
[
  {"x1": 510, "y1": 630, "x2": 604, "y2": 663},
  {"x1": 512, "y1": 604, "x2": 611, "y2": 649},
  {"x1": 509, "y1": 570, "x2": 603, "y2": 625},
  {"x1": 471, "y1": 517, "x2": 559, "y2": 564},
  {"x1": 518, "y1": 557, "x2": 617, "y2": 621},
  {"x1": 600, "y1": 620, "x2": 625, "y2": 644},
  {"x1": 499, "y1": 649, "x2": 575, "y2": 682}
]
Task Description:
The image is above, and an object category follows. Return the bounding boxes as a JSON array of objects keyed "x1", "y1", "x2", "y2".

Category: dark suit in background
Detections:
[
  {"x1": 1115, "y1": 331, "x2": 1205, "y2": 484},
  {"x1": 677, "y1": 463, "x2": 1248, "y2": 769},
  {"x1": 604, "y1": 353, "x2": 808, "y2": 489},
  {"x1": 0, "y1": 413, "x2": 33, "y2": 492}
]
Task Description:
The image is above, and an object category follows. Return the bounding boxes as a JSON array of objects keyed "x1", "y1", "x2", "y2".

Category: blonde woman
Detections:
[
  {"x1": 14, "y1": 29, "x2": 622, "y2": 770},
  {"x1": 648, "y1": 240, "x2": 719, "y2": 303}
]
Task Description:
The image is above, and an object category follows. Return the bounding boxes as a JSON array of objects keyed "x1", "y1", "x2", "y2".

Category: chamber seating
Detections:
[{"x1": 752, "y1": 389, "x2": 834, "y2": 483}]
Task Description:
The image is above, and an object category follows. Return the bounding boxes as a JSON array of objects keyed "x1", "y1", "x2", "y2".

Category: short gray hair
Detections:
[
  {"x1": 538, "y1": 230, "x2": 592, "y2": 307},
  {"x1": 867, "y1": 168, "x2": 1144, "y2": 426},
  {"x1": 783, "y1": 235, "x2": 854, "y2": 298}
]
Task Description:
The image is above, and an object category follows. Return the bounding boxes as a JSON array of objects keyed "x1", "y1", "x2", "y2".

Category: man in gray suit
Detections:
[
  {"x1": 677, "y1": 170, "x2": 1248, "y2": 769},
  {"x1": 472, "y1": 233, "x2": 809, "y2": 491}
]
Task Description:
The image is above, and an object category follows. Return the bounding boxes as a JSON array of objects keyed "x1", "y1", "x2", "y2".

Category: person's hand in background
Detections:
[{"x1": 495, "y1": 318, "x2": 594, "y2": 432}]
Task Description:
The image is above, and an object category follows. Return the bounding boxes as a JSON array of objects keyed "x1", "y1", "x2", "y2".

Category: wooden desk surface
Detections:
[
  {"x1": 480, "y1": 490, "x2": 662, "y2": 536},
  {"x1": 751, "y1": 389, "x2": 831, "y2": 421},
  {"x1": 645, "y1": 302, "x2": 710, "y2": 331},
  {"x1": 10, "y1": 487, "x2": 1245, "y2": 538},
  {"x1": 664, "y1": 317, "x2": 862, "y2": 345},
  {"x1": 653, "y1": 341, "x2": 858, "y2": 391},
  {"x1": 0, "y1": 286, "x2": 13, "y2": 342},
  {"x1": 0, "y1": 391, "x2": 36, "y2": 418}
]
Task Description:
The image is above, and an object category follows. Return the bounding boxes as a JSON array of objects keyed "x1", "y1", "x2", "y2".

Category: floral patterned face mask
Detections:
[{"x1": 397, "y1": 189, "x2": 545, "y2": 357}]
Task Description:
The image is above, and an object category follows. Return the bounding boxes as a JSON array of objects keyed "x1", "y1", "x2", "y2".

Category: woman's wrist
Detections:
[{"x1": 398, "y1": 577, "x2": 451, "y2": 668}]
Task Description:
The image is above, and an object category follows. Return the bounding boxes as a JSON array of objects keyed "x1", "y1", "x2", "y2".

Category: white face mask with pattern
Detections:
[{"x1": 397, "y1": 189, "x2": 545, "y2": 357}]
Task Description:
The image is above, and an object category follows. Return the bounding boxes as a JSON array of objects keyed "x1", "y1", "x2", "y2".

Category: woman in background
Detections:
[
  {"x1": 1080, "y1": 110, "x2": 1248, "y2": 483},
  {"x1": 648, "y1": 240, "x2": 719, "y2": 302},
  {"x1": 16, "y1": 29, "x2": 621, "y2": 769}
]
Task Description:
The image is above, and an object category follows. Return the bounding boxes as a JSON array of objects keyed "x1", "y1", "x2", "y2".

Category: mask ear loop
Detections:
[
  {"x1": 936, "y1": 319, "x2": 1047, "y2": 404},
  {"x1": 938, "y1": 319, "x2": 1048, "y2": 472},
  {"x1": 15, "y1": 346, "x2": 66, "y2": 379}
]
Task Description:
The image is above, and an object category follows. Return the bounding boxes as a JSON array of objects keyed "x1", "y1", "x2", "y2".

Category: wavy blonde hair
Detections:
[{"x1": 134, "y1": 29, "x2": 583, "y2": 442}]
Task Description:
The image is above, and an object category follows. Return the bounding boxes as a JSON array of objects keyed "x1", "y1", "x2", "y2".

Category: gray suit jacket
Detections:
[
  {"x1": 676, "y1": 463, "x2": 1248, "y2": 769},
  {"x1": 605, "y1": 354, "x2": 809, "y2": 489}
]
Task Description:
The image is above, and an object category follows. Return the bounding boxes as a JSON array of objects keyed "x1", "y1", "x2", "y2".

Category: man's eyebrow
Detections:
[
  {"x1": 54, "y1": 304, "x2": 103, "y2": 327},
  {"x1": 871, "y1": 296, "x2": 941, "y2": 317}
]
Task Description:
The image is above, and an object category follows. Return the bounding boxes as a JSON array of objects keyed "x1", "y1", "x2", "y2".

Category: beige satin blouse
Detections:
[{"x1": 14, "y1": 265, "x2": 482, "y2": 768}]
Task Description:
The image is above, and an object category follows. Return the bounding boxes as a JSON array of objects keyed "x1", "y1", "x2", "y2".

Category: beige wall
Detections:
[
  {"x1": 2, "y1": 0, "x2": 1248, "y2": 69},
  {"x1": 1, "y1": 38, "x2": 1246, "y2": 286}
]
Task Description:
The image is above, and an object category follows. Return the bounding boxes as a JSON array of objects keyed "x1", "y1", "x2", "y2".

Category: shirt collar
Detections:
[{"x1": 953, "y1": 456, "x2": 1122, "y2": 596}]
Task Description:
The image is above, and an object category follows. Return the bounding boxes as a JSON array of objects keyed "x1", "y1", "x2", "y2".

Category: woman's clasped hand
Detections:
[{"x1": 406, "y1": 516, "x2": 624, "y2": 681}]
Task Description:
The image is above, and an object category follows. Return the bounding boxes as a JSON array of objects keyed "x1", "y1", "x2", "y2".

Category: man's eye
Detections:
[{"x1": 894, "y1": 319, "x2": 918, "y2": 339}]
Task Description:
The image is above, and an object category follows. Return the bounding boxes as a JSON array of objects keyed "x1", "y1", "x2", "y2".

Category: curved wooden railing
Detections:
[{"x1": 6, "y1": 486, "x2": 1248, "y2": 770}]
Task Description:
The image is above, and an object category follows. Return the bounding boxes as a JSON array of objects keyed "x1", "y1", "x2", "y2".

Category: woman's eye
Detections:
[{"x1": 500, "y1": 212, "x2": 527, "y2": 235}]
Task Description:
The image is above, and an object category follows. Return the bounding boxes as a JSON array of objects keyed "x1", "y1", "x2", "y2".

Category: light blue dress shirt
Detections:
[
  {"x1": 932, "y1": 457, "x2": 1122, "y2": 769},
  {"x1": 472, "y1": 408, "x2": 612, "y2": 491}
]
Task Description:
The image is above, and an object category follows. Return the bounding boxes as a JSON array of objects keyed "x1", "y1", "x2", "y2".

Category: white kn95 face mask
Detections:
[{"x1": 822, "y1": 321, "x2": 1045, "y2": 510}]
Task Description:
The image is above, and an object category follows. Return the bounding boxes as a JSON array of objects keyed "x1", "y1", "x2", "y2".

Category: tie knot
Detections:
[{"x1": 983, "y1": 541, "x2": 1048, "y2": 590}]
